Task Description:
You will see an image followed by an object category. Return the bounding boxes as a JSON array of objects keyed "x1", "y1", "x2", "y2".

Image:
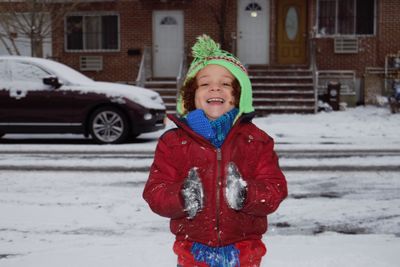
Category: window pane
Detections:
[
  {"x1": 0, "y1": 60, "x2": 9, "y2": 81},
  {"x1": 356, "y1": 0, "x2": 374, "y2": 34},
  {"x1": 11, "y1": 62, "x2": 50, "y2": 82},
  {"x1": 102, "y1": 15, "x2": 118, "y2": 50},
  {"x1": 85, "y1": 16, "x2": 101, "y2": 50},
  {"x1": 338, "y1": 0, "x2": 355, "y2": 34},
  {"x1": 66, "y1": 16, "x2": 83, "y2": 50},
  {"x1": 318, "y1": 0, "x2": 336, "y2": 34}
]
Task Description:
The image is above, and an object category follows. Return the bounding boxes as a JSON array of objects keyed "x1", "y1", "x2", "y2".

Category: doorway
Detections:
[
  {"x1": 152, "y1": 11, "x2": 184, "y2": 77},
  {"x1": 276, "y1": 0, "x2": 307, "y2": 65},
  {"x1": 237, "y1": 0, "x2": 269, "y2": 65}
]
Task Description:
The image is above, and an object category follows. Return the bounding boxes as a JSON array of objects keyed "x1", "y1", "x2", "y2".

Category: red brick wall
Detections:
[
  {"x1": 50, "y1": 0, "x2": 400, "y2": 81},
  {"x1": 377, "y1": 0, "x2": 400, "y2": 65},
  {"x1": 52, "y1": 0, "x2": 238, "y2": 83},
  {"x1": 313, "y1": 0, "x2": 400, "y2": 76}
]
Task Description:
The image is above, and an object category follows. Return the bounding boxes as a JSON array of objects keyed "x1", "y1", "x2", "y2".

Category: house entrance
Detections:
[
  {"x1": 237, "y1": 0, "x2": 269, "y2": 64},
  {"x1": 276, "y1": 0, "x2": 307, "y2": 65},
  {"x1": 152, "y1": 11, "x2": 183, "y2": 77}
]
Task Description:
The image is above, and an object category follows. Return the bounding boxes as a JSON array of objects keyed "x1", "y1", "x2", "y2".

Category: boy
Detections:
[{"x1": 143, "y1": 35, "x2": 287, "y2": 267}]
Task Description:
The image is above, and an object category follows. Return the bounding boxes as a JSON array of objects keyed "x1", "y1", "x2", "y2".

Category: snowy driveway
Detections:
[{"x1": 0, "y1": 169, "x2": 399, "y2": 267}]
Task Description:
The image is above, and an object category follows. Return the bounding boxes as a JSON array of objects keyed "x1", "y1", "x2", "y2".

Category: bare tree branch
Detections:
[{"x1": 0, "y1": 0, "x2": 85, "y2": 57}]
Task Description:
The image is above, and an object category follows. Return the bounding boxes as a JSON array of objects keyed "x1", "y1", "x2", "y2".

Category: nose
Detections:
[{"x1": 209, "y1": 83, "x2": 221, "y2": 92}]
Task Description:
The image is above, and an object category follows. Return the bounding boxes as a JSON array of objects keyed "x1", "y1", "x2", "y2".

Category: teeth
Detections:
[{"x1": 207, "y1": 98, "x2": 225, "y2": 103}]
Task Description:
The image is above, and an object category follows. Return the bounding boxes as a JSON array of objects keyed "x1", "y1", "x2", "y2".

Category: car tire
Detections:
[{"x1": 89, "y1": 107, "x2": 129, "y2": 144}]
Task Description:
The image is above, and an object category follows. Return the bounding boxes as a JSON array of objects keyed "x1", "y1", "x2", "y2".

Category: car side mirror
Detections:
[{"x1": 43, "y1": 76, "x2": 62, "y2": 89}]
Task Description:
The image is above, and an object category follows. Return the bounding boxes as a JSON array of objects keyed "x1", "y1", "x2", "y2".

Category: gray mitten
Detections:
[
  {"x1": 181, "y1": 168, "x2": 204, "y2": 219},
  {"x1": 225, "y1": 162, "x2": 247, "y2": 210}
]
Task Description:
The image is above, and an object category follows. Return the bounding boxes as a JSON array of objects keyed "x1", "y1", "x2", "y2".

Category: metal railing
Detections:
[
  {"x1": 309, "y1": 28, "x2": 318, "y2": 113},
  {"x1": 136, "y1": 46, "x2": 152, "y2": 87},
  {"x1": 316, "y1": 70, "x2": 356, "y2": 94},
  {"x1": 176, "y1": 45, "x2": 188, "y2": 113}
]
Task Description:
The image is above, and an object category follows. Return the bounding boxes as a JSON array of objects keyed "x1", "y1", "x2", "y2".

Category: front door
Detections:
[
  {"x1": 153, "y1": 11, "x2": 184, "y2": 77},
  {"x1": 237, "y1": 0, "x2": 269, "y2": 64},
  {"x1": 277, "y1": 0, "x2": 307, "y2": 65}
]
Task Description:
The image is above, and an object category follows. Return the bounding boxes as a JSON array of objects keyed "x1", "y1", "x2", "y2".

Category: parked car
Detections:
[{"x1": 0, "y1": 56, "x2": 166, "y2": 144}]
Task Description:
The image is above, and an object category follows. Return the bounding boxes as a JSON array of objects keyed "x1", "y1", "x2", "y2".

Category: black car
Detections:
[{"x1": 0, "y1": 56, "x2": 166, "y2": 144}]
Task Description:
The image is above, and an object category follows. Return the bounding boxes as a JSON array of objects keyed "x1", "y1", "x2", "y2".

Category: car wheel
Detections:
[{"x1": 89, "y1": 107, "x2": 129, "y2": 144}]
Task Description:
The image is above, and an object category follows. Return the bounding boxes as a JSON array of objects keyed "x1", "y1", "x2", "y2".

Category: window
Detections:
[
  {"x1": 66, "y1": 14, "x2": 119, "y2": 51},
  {"x1": 10, "y1": 61, "x2": 50, "y2": 83},
  {"x1": 318, "y1": 0, "x2": 375, "y2": 35},
  {"x1": 160, "y1": 16, "x2": 177, "y2": 25},
  {"x1": 0, "y1": 60, "x2": 10, "y2": 81}
]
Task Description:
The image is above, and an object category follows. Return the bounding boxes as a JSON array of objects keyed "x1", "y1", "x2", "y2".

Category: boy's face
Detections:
[{"x1": 194, "y1": 64, "x2": 236, "y2": 120}]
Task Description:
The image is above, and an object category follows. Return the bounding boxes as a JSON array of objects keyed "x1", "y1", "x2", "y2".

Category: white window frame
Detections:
[
  {"x1": 64, "y1": 12, "x2": 120, "y2": 52},
  {"x1": 316, "y1": 0, "x2": 376, "y2": 37}
]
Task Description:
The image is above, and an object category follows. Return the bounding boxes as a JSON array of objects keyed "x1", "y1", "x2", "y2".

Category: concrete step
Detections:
[
  {"x1": 145, "y1": 79, "x2": 178, "y2": 108},
  {"x1": 151, "y1": 89, "x2": 178, "y2": 97},
  {"x1": 143, "y1": 68, "x2": 317, "y2": 114},
  {"x1": 252, "y1": 83, "x2": 314, "y2": 87},
  {"x1": 253, "y1": 98, "x2": 315, "y2": 103},
  {"x1": 250, "y1": 76, "x2": 313, "y2": 83},
  {"x1": 253, "y1": 89, "x2": 314, "y2": 95},
  {"x1": 248, "y1": 69, "x2": 312, "y2": 76},
  {"x1": 160, "y1": 95, "x2": 177, "y2": 100},
  {"x1": 249, "y1": 75, "x2": 313, "y2": 79},
  {"x1": 255, "y1": 105, "x2": 315, "y2": 114}
]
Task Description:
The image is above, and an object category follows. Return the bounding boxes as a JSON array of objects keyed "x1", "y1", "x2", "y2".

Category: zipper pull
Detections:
[{"x1": 216, "y1": 148, "x2": 222, "y2": 161}]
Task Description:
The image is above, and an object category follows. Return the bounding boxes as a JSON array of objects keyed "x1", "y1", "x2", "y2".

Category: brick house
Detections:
[{"x1": 2, "y1": 0, "x2": 400, "y2": 113}]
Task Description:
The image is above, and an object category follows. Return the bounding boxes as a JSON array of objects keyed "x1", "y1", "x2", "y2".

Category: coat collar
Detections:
[{"x1": 167, "y1": 112, "x2": 256, "y2": 148}]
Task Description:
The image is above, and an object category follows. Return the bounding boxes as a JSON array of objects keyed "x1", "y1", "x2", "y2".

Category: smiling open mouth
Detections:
[{"x1": 206, "y1": 98, "x2": 225, "y2": 104}]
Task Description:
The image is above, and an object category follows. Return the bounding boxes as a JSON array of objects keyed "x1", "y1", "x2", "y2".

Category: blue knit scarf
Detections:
[
  {"x1": 186, "y1": 108, "x2": 239, "y2": 148},
  {"x1": 191, "y1": 242, "x2": 240, "y2": 267}
]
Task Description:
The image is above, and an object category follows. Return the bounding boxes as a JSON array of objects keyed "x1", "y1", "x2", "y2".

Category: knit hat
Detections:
[{"x1": 177, "y1": 34, "x2": 254, "y2": 117}]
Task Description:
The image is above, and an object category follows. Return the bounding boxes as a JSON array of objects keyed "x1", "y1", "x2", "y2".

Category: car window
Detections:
[
  {"x1": 10, "y1": 61, "x2": 51, "y2": 83},
  {"x1": 0, "y1": 59, "x2": 10, "y2": 81}
]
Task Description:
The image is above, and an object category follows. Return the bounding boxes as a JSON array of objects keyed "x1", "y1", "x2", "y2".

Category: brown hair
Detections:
[{"x1": 180, "y1": 77, "x2": 241, "y2": 113}]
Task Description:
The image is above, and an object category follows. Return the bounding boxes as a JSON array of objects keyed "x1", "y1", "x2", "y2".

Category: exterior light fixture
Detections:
[{"x1": 246, "y1": 1, "x2": 262, "y2": 18}]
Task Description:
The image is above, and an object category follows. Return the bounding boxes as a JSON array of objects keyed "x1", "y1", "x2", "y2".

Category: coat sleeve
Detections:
[
  {"x1": 241, "y1": 135, "x2": 288, "y2": 217},
  {"x1": 142, "y1": 131, "x2": 186, "y2": 219}
]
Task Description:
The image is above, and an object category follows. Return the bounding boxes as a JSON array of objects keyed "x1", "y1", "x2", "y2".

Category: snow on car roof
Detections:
[
  {"x1": 0, "y1": 55, "x2": 93, "y2": 84},
  {"x1": 0, "y1": 56, "x2": 166, "y2": 110}
]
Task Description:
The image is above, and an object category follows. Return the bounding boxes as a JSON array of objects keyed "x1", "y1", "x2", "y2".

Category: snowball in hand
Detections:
[
  {"x1": 225, "y1": 162, "x2": 247, "y2": 210},
  {"x1": 181, "y1": 168, "x2": 204, "y2": 219}
]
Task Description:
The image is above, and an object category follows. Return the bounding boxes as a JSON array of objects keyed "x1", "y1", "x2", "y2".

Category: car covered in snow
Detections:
[{"x1": 0, "y1": 56, "x2": 166, "y2": 144}]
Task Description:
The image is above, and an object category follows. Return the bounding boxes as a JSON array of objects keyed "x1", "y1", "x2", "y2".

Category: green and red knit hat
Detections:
[{"x1": 177, "y1": 34, "x2": 254, "y2": 117}]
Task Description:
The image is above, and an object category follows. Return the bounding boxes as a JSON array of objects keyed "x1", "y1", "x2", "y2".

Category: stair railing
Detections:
[
  {"x1": 309, "y1": 27, "x2": 318, "y2": 113},
  {"x1": 136, "y1": 46, "x2": 152, "y2": 87},
  {"x1": 176, "y1": 45, "x2": 188, "y2": 113}
]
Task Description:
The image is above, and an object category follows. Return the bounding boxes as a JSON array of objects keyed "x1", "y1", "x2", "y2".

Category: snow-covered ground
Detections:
[{"x1": 0, "y1": 106, "x2": 400, "y2": 266}]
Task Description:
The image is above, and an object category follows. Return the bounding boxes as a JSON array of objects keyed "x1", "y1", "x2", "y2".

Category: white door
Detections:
[
  {"x1": 237, "y1": 0, "x2": 269, "y2": 64},
  {"x1": 153, "y1": 11, "x2": 183, "y2": 77}
]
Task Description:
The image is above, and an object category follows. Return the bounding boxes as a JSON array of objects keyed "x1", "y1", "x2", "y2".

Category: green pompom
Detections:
[{"x1": 192, "y1": 34, "x2": 221, "y2": 59}]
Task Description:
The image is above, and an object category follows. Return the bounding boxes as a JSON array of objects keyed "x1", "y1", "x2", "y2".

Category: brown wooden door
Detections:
[{"x1": 277, "y1": 0, "x2": 307, "y2": 65}]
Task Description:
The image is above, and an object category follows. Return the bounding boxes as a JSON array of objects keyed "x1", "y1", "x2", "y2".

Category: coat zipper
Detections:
[{"x1": 216, "y1": 148, "x2": 222, "y2": 244}]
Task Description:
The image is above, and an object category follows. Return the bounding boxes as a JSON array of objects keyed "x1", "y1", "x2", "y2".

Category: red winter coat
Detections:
[{"x1": 143, "y1": 113, "x2": 287, "y2": 247}]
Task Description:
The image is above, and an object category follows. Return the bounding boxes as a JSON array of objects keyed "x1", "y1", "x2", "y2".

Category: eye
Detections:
[{"x1": 199, "y1": 83, "x2": 209, "y2": 87}]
